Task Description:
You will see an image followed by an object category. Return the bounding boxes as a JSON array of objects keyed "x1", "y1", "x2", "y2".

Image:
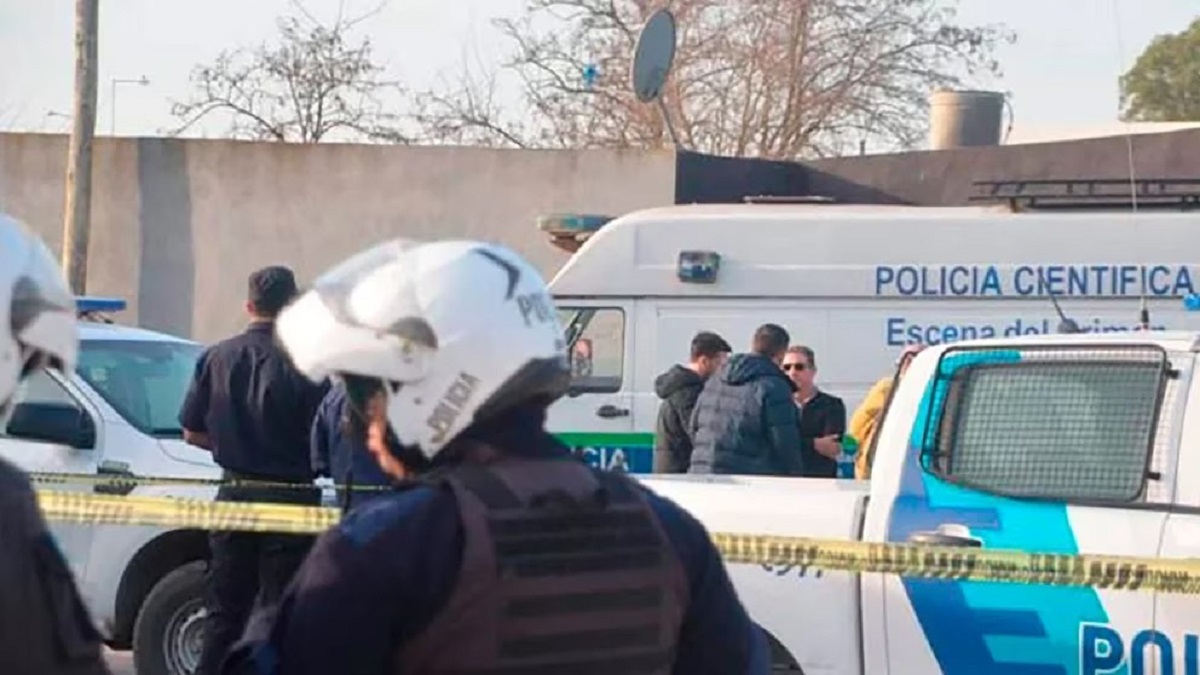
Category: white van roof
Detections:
[{"x1": 547, "y1": 203, "x2": 1200, "y2": 299}]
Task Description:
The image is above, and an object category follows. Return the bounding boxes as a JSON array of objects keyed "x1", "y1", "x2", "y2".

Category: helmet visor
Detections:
[{"x1": 278, "y1": 238, "x2": 438, "y2": 385}]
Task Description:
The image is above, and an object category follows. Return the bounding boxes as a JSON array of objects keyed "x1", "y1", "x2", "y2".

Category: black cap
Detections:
[
  {"x1": 248, "y1": 265, "x2": 298, "y2": 318},
  {"x1": 690, "y1": 331, "x2": 732, "y2": 359}
]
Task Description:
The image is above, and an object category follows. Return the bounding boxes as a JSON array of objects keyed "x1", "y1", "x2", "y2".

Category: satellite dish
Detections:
[
  {"x1": 629, "y1": 9, "x2": 683, "y2": 148},
  {"x1": 630, "y1": 9, "x2": 677, "y2": 103}
]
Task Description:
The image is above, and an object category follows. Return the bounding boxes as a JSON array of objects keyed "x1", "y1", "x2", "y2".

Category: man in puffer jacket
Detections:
[
  {"x1": 653, "y1": 332, "x2": 732, "y2": 473},
  {"x1": 688, "y1": 324, "x2": 806, "y2": 476}
]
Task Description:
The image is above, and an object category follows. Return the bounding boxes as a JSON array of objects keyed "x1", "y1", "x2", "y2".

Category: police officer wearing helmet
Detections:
[
  {"x1": 0, "y1": 214, "x2": 110, "y2": 674},
  {"x1": 222, "y1": 239, "x2": 769, "y2": 674}
]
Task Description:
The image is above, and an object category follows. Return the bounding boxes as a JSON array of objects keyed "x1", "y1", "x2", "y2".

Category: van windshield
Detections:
[{"x1": 76, "y1": 339, "x2": 204, "y2": 438}]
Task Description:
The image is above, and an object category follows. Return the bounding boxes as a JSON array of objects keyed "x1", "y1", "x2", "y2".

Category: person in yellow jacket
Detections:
[{"x1": 851, "y1": 344, "x2": 924, "y2": 479}]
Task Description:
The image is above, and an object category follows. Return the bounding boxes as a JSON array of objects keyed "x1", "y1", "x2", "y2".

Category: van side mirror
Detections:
[{"x1": 6, "y1": 402, "x2": 96, "y2": 449}]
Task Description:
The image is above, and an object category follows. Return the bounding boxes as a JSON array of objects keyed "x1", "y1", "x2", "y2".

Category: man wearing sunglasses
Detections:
[
  {"x1": 781, "y1": 346, "x2": 845, "y2": 478},
  {"x1": 0, "y1": 214, "x2": 110, "y2": 674},
  {"x1": 220, "y1": 239, "x2": 768, "y2": 675}
]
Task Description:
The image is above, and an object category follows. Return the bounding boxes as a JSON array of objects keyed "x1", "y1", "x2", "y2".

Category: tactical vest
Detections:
[{"x1": 395, "y1": 448, "x2": 689, "y2": 674}]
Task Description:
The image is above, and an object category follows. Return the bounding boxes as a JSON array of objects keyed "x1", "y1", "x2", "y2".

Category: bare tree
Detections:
[
  {"x1": 410, "y1": 50, "x2": 533, "y2": 148},
  {"x1": 414, "y1": 0, "x2": 1013, "y2": 157},
  {"x1": 170, "y1": 1, "x2": 410, "y2": 143}
]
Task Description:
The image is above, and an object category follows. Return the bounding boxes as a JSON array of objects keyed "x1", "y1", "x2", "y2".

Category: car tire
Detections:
[{"x1": 132, "y1": 561, "x2": 207, "y2": 675}]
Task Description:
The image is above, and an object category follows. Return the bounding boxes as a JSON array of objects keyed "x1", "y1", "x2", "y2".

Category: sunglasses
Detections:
[{"x1": 782, "y1": 362, "x2": 808, "y2": 372}]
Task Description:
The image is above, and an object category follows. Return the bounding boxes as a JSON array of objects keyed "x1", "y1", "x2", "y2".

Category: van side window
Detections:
[
  {"x1": 932, "y1": 354, "x2": 1164, "y2": 503},
  {"x1": 561, "y1": 307, "x2": 625, "y2": 394}
]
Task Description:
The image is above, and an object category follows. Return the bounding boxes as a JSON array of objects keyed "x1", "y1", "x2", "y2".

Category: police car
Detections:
[{"x1": 1, "y1": 297, "x2": 219, "y2": 675}]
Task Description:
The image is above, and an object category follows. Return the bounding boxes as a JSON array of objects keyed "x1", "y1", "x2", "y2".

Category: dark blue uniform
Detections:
[
  {"x1": 0, "y1": 458, "x2": 110, "y2": 674},
  {"x1": 222, "y1": 412, "x2": 769, "y2": 675},
  {"x1": 179, "y1": 320, "x2": 328, "y2": 675},
  {"x1": 310, "y1": 384, "x2": 392, "y2": 511},
  {"x1": 181, "y1": 322, "x2": 327, "y2": 482}
]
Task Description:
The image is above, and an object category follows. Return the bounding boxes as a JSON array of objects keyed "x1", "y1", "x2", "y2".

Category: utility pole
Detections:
[{"x1": 61, "y1": 0, "x2": 99, "y2": 294}]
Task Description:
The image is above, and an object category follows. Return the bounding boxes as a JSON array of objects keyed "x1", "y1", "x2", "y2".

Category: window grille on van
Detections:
[{"x1": 927, "y1": 345, "x2": 1168, "y2": 503}]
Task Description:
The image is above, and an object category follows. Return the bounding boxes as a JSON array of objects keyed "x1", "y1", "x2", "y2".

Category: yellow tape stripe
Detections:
[
  {"x1": 35, "y1": 490, "x2": 1200, "y2": 594},
  {"x1": 711, "y1": 534, "x2": 1200, "y2": 594},
  {"x1": 29, "y1": 471, "x2": 392, "y2": 492},
  {"x1": 38, "y1": 490, "x2": 341, "y2": 534}
]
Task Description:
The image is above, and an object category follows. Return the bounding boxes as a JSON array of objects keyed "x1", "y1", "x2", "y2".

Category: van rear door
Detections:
[{"x1": 547, "y1": 299, "x2": 648, "y2": 472}]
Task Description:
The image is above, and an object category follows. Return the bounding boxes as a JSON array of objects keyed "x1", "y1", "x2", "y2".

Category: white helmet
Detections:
[
  {"x1": 276, "y1": 238, "x2": 570, "y2": 459},
  {"x1": 0, "y1": 214, "x2": 78, "y2": 414}
]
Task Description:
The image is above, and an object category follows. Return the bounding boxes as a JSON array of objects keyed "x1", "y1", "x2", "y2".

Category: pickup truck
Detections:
[
  {"x1": 2, "y1": 298, "x2": 221, "y2": 675},
  {"x1": 639, "y1": 330, "x2": 1198, "y2": 675}
]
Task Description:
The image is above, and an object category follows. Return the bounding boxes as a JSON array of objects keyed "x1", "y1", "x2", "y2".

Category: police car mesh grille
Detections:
[{"x1": 934, "y1": 346, "x2": 1166, "y2": 503}]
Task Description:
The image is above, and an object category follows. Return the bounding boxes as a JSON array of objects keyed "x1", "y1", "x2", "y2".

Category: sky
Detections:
[{"x1": 0, "y1": 0, "x2": 1196, "y2": 141}]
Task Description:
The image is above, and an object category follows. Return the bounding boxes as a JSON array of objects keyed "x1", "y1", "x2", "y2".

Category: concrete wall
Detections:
[{"x1": 0, "y1": 134, "x2": 676, "y2": 343}]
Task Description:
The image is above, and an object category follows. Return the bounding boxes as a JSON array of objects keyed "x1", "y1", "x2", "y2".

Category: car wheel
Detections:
[{"x1": 132, "y1": 561, "x2": 207, "y2": 675}]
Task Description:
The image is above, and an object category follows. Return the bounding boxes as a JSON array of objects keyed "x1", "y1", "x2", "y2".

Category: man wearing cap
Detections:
[{"x1": 179, "y1": 266, "x2": 329, "y2": 675}]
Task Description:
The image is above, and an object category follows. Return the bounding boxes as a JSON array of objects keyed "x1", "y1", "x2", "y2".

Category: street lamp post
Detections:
[
  {"x1": 46, "y1": 110, "x2": 72, "y2": 132},
  {"x1": 110, "y1": 76, "x2": 149, "y2": 136}
]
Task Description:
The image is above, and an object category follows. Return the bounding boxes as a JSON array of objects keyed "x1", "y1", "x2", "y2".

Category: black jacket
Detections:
[
  {"x1": 0, "y1": 458, "x2": 110, "y2": 674},
  {"x1": 653, "y1": 365, "x2": 706, "y2": 473},
  {"x1": 797, "y1": 391, "x2": 848, "y2": 478},
  {"x1": 687, "y1": 354, "x2": 805, "y2": 476}
]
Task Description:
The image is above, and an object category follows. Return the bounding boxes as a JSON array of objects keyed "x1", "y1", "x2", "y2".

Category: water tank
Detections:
[{"x1": 928, "y1": 89, "x2": 1005, "y2": 150}]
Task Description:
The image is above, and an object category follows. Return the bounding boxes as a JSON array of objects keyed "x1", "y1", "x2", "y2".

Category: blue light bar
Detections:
[
  {"x1": 76, "y1": 296, "x2": 127, "y2": 314},
  {"x1": 537, "y1": 214, "x2": 613, "y2": 235},
  {"x1": 1185, "y1": 294, "x2": 1200, "y2": 312}
]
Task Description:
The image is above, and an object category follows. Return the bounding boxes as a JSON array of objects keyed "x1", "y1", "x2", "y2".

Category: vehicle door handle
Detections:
[
  {"x1": 595, "y1": 404, "x2": 630, "y2": 419},
  {"x1": 907, "y1": 524, "x2": 982, "y2": 548},
  {"x1": 95, "y1": 465, "x2": 137, "y2": 497}
]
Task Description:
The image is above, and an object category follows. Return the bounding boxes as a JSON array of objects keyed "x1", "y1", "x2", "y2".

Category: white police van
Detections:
[
  {"x1": 542, "y1": 201, "x2": 1200, "y2": 475},
  {"x1": 1, "y1": 297, "x2": 219, "y2": 675}
]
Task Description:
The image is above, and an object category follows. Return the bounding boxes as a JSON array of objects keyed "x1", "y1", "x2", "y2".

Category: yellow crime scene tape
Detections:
[
  {"x1": 29, "y1": 470, "x2": 391, "y2": 492},
  {"x1": 34, "y1": 489, "x2": 1200, "y2": 595},
  {"x1": 38, "y1": 489, "x2": 341, "y2": 534}
]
